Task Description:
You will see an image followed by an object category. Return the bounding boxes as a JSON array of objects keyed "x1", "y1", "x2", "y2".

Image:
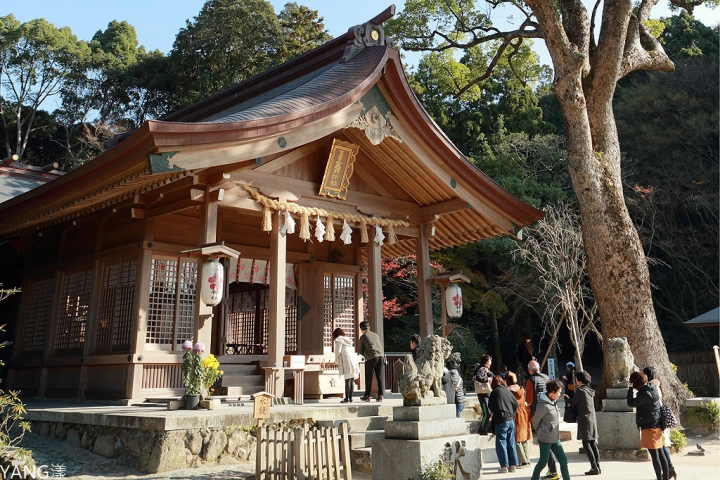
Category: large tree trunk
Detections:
[
  {"x1": 552, "y1": 64, "x2": 687, "y2": 417},
  {"x1": 526, "y1": 0, "x2": 689, "y2": 418}
]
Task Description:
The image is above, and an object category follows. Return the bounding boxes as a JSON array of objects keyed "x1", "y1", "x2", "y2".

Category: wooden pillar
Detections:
[
  {"x1": 416, "y1": 223, "x2": 433, "y2": 337},
  {"x1": 367, "y1": 239, "x2": 384, "y2": 344},
  {"x1": 267, "y1": 210, "x2": 287, "y2": 396},
  {"x1": 194, "y1": 192, "x2": 219, "y2": 351},
  {"x1": 127, "y1": 247, "x2": 152, "y2": 399}
]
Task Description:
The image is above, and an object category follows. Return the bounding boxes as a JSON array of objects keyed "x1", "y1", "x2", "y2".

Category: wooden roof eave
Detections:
[
  {"x1": 0, "y1": 124, "x2": 159, "y2": 230},
  {"x1": 379, "y1": 49, "x2": 544, "y2": 229}
]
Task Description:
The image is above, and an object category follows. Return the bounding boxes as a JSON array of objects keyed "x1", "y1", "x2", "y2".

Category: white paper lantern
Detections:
[
  {"x1": 446, "y1": 283, "x2": 463, "y2": 318},
  {"x1": 201, "y1": 259, "x2": 224, "y2": 306}
]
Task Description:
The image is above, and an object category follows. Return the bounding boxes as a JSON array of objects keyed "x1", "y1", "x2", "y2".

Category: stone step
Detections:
[
  {"x1": 219, "y1": 364, "x2": 259, "y2": 375},
  {"x1": 225, "y1": 385, "x2": 265, "y2": 397},
  {"x1": 349, "y1": 430, "x2": 385, "y2": 449},
  {"x1": 349, "y1": 447, "x2": 372, "y2": 476},
  {"x1": 221, "y1": 374, "x2": 264, "y2": 386},
  {"x1": 315, "y1": 416, "x2": 387, "y2": 432}
]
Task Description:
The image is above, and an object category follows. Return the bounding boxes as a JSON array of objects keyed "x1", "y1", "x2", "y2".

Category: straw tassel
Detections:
[
  {"x1": 325, "y1": 217, "x2": 335, "y2": 241},
  {"x1": 262, "y1": 207, "x2": 272, "y2": 232},
  {"x1": 360, "y1": 219, "x2": 368, "y2": 243},
  {"x1": 387, "y1": 224, "x2": 396, "y2": 244},
  {"x1": 299, "y1": 211, "x2": 310, "y2": 241}
]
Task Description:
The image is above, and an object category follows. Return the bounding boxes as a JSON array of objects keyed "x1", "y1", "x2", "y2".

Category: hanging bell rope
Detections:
[{"x1": 241, "y1": 185, "x2": 409, "y2": 237}]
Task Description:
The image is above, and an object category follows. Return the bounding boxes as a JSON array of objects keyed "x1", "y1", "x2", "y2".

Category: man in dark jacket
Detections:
[
  {"x1": 358, "y1": 321, "x2": 385, "y2": 402},
  {"x1": 410, "y1": 334, "x2": 421, "y2": 360},
  {"x1": 489, "y1": 376, "x2": 520, "y2": 472}
]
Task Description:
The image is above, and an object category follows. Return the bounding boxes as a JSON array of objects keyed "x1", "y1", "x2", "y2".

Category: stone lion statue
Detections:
[
  {"x1": 608, "y1": 337, "x2": 639, "y2": 387},
  {"x1": 399, "y1": 335, "x2": 452, "y2": 406}
]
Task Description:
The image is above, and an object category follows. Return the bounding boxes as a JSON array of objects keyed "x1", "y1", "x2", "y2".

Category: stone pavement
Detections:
[{"x1": 17, "y1": 412, "x2": 720, "y2": 479}]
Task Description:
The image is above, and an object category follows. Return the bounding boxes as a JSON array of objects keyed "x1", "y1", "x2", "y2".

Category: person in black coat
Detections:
[
  {"x1": 566, "y1": 371, "x2": 600, "y2": 475},
  {"x1": 628, "y1": 371, "x2": 667, "y2": 480},
  {"x1": 488, "y1": 376, "x2": 519, "y2": 472}
]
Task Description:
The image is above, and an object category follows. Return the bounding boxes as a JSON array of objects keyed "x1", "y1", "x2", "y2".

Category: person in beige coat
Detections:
[
  {"x1": 506, "y1": 371, "x2": 532, "y2": 467},
  {"x1": 334, "y1": 328, "x2": 360, "y2": 403}
]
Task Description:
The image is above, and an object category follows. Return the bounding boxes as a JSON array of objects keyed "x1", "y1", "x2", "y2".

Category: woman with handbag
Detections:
[
  {"x1": 474, "y1": 355, "x2": 494, "y2": 434},
  {"x1": 628, "y1": 371, "x2": 668, "y2": 480},
  {"x1": 644, "y1": 367, "x2": 677, "y2": 480}
]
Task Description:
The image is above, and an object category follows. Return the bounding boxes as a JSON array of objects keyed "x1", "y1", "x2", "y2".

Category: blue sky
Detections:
[{"x1": 4, "y1": 1, "x2": 717, "y2": 63}]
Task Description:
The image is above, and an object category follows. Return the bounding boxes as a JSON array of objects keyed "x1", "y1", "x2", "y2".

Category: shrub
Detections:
[
  {"x1": 413, "y1": 458, "x2": 454, "y2": 480},
  {"x1": 669, "y1": 429, "x2": 687, "y2": 453},
  {"x1": 699, "y1": 401, "x2": 720, "y2": 425}
]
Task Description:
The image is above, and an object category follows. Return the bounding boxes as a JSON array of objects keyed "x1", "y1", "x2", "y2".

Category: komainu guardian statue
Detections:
[
  {"x1": 608, "y1": 337, "x2": 639, "y2": 387},
  {"x1": 399, "y1": 335, "x2": 452, "y2": 406}
]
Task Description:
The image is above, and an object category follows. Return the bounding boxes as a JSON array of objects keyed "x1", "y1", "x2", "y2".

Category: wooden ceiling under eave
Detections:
[{"x1": 338, "y1": 127, "x2": 514, "y2": 259}]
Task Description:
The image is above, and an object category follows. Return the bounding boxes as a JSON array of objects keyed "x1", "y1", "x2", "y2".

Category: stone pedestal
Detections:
[
  {"x1": 596, "y1": 387, "x2": 645, "y2": 459},
  {"x1": 372, "y1": 404, "x2": 482, "y2": 480}
]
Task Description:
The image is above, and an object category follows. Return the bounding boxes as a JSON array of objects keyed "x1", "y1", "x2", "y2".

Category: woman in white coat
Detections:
[{"x1": 334, "y1": 328, "x2": 361, "y2": 403}]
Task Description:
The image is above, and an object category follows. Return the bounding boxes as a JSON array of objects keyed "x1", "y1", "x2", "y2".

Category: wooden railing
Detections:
[{"x1": 256, "y1": 423, "x2": 352, "y2": 480}]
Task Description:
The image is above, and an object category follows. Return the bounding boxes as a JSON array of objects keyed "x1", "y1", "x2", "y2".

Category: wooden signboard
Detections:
[
  {"x1": 253, "y1": 391, "x2": 273, "y2": 419},
  {"x1": 319, "y1": 139, "x2": 359, "y2": 200}
]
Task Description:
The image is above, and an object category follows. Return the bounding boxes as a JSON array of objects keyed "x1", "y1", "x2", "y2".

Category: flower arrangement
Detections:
[
  {"x1": 202, "y1": 353, "x2": 224, "y2": 396},
  {"x1": 182, "y1": 341, "x2": 205, "y2": 396}
]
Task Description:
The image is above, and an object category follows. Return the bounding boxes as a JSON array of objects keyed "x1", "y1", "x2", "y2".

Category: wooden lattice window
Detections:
[
  {"x1": 20, "y1": 277, "x2": 55, "y2": 354},
  {"x1": 54, "y1": 267, "x2": 93, "y2": 353},
  {"x1": 95, "y1": 258, "x2": 137, "y2": 351},
  {"x1": 146, "y1": 256, "x2": 198, "y2": 351},
  {"x1": 285, "y1": 288, "x2": 298, "y2": 354},
  {"x1": 323, "y1": 273, "x2": 356, "y2": 350}
]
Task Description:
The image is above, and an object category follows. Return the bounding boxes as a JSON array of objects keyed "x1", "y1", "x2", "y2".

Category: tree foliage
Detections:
[
  {"x1": 0, "y1": 14, "x2": 86, "y2": 161},
  {"x1": 169, "y1": 0, "x2": 282, "y2": 105}
]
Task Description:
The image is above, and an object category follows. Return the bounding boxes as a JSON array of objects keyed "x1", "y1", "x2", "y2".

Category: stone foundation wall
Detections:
[{"x1": 31, "y1": 421, "x2": 257, "y2": 473}]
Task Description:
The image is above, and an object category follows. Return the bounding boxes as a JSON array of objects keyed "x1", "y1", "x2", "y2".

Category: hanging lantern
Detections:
[
  {"x1": 201, "y1": 259, "x2": 224, "y2": 306},
  {"x1": 446, "y1": 283, "x2": 463, "y2": 318}
]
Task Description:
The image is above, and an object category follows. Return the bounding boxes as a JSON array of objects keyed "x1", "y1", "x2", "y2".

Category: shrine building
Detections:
[{"x1": 0, "y1": 8, "x2": 542, "y2": 401}]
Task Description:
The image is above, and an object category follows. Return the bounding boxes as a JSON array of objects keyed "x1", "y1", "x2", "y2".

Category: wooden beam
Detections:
[
  {"x1": 237, "y1": 170, "x2": 421, "y2": 217},
  {"x1": 254, "y1": 143, "x2": 322, "y2": 173},
  {"x1": 410, "y1": 199, "x2": 470, "y2": 223},
  {"x1": 149, "y1": 199, "x2": 200, "y2": 218},
  {"x1": 131, "y1": 207, "x2": 146, "y2": 219}
]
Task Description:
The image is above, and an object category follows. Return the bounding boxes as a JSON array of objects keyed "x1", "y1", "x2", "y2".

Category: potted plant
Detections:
[
  {"x1": 182, "y1": 340, "x2": 204, "y2": 410},
  {"x1": 202, "y1": 353, "x2": 224, "y2": 398}
]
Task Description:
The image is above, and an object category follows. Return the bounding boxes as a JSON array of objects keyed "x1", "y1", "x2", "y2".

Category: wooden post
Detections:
[
  {"x1": 367, "y1": 238, "x2": 383, "y2": 342},
  {"x1": 416, "y1": 224, "x2": 433, "y2": 337},
  {"x1": 268, "y1": 210, "x2": 287, "y2": 396},
  {"x1": 340, "y1": 422, "x2": 352, "y2": 480},
  {"x1": 195, "y1": 192, "x2": 219, "y2": 351},
  {"x1": 332, "y1": 426, "x2": 342, "y2": 479},
  {"x1": 440, "y1": 282, "x2": 447, "y2": 337},
  {"x1": 294, "y1": 427, "x2": 306, "y2": 480},
  {"x1": 256, "y1": 420, "x2": 264, "y2": 480}
]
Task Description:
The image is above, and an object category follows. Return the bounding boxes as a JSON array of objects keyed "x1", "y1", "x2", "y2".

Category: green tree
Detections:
[
  {"x1": 661, "y1": 10, "x2": 720, "y2": 60},
  {"x1": 388, "y1": 0, "x2": 718, "y2": 412},
  {"x1": 169, "y1": 0, "x2": 282, "y2": 104},
  {"x1": 0, "y1": 15, "x2": 85, "y2": 161},
  {"x1": 277, "y1": 2, "x2": 333, "y2": 61}
]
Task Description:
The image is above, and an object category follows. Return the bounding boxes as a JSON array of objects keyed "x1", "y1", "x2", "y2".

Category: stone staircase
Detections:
[
  {"x1": 315, "y1": 404, "x2": 393, "y2": 475},
  {"x1": 217, "y1": 356, "x2": 265, "y2": 398}
]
